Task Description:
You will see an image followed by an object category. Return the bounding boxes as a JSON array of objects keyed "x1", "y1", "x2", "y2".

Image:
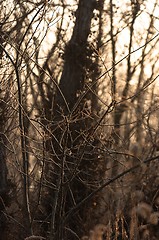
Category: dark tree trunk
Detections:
[
  {"x1": 0, "y1": 101, "x2": 8, "y2": 239},
  {"x1": 44, "y1": 1, "x2": 98, "y2": 239},
  {"x1": 56, "y1": 0, "x2": 97, "y2": 112}
]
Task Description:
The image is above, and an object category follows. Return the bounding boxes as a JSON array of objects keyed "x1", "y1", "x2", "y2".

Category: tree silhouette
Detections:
[{"x1": 1, "y1": 0, "x2": 159, "y2": 239}]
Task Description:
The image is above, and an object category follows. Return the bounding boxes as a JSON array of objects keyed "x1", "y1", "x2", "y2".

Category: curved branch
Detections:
[{"x1": 64, "y1": 154, "x2": 159, "y2": 223}]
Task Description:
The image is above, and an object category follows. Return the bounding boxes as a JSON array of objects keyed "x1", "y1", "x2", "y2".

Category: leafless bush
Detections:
[{"x1": 1, "y1": 0, "x2": 159, "y2": 239}]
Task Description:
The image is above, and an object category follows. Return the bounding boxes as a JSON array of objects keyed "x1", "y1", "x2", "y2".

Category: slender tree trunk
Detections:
[{"x1": 0, "y1": 100, "x2": 8, "y2": 239}]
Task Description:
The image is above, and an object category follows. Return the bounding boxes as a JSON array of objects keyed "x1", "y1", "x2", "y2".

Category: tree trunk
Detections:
[
  {"x1": 0, "y1": 101, "x2": 8, "y2": 239},
  {"x1": 47, "y1": 1, "x2": 98, "y2": 239},
  {"x1": 56, "y1": 0, "x2": 97, "y2": 112}
]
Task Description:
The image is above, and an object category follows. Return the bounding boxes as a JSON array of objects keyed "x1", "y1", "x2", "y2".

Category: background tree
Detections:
[{"x1": 1, "y1": 0, "x2": 159, "y2": 239}]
